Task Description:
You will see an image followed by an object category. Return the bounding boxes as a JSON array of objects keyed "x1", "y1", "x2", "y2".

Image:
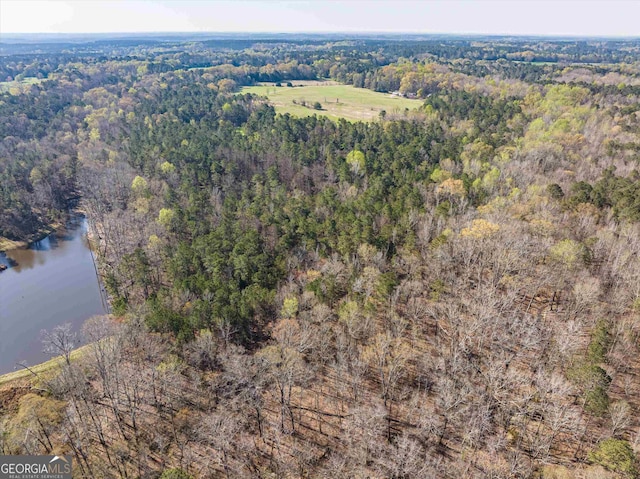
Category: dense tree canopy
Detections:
[{"x1": 3, "y1": 33, "x2": 640, "y2": 479}]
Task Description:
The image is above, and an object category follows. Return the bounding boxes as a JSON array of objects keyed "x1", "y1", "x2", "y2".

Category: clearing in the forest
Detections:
[{"x1": 241, "y1": 80, "x2": 423, "y2": 121}]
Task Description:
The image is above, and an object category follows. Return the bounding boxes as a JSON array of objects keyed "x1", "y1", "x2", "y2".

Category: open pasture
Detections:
[{"x1": 241, "y1": 81, "x2": 423, "y2": 121}]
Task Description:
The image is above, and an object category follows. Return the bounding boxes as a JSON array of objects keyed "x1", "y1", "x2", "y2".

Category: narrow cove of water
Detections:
[{"x1": 0, "y1": 215, "x2": 106, "y2": 374}]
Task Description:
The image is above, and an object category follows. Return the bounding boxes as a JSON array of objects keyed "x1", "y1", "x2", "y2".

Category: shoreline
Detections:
[
  {"x1": 0, "y1": 222, "x2": 60, "y2": 253},
  {"x1": 0, "y1": 202, "x2": 111, "y2": 384},
  {"x1": 0, "y1": 196, "x2": 83, "y2": 254},
  {"x1": 84, "y1": 217, "x2": 112, "y2": 314},
  {"x1": 0, "y1": 344, "x2": 92, "y2": 388}
]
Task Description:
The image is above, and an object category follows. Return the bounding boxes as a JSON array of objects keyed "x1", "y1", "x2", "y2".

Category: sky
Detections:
[{"x1": 1, "y1": 0, "x2": 639, "y2": 37}]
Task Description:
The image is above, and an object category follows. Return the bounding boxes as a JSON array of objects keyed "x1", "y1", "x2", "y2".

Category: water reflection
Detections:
[
  {"x1": 1, "y1": 218, "x2": 87, "y2": 272},
  {"x1": 0, "y1": 215, "x2": 106, "y2": 374},
  {"x1": 0, "y1": 254, "x2": 18, "y2": 269}
]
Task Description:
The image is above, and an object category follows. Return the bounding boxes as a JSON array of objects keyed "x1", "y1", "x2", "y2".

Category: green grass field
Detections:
[
  {"x1": 0, "y1": 77, "x2": 43, "y2": 93},
  {"x1": 0, "y1": 345, "x2": 91, "y2": 388},
  {"x1": 241, "y1": 81, "x2": 423, "y2": 121}
]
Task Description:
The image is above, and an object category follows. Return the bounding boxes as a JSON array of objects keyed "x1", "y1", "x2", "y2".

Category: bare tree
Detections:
[
  {"x1": 41, "y1": 323, "x2": 77, "y2": 366},
  {"x1": 198, "y1": 412, "x2": 243, "y2": 479},
  {"x1": 609, "y1": 400, "x2": 631, "y2": 437}
]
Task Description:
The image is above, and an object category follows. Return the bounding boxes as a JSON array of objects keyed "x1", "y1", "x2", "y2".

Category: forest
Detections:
[{"x1": 3, "y1": 34, "x2": 640, "y2": 478}]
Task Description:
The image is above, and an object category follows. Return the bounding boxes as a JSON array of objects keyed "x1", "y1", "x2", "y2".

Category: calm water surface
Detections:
[{"x1": 0, "y1": 215, "x2": 106, "y2": 374}]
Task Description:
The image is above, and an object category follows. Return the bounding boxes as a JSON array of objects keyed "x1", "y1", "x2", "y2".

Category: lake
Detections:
[{"x1": 0, "y1": 215, "x2": 107, "y2": 374}]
